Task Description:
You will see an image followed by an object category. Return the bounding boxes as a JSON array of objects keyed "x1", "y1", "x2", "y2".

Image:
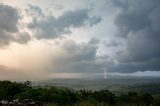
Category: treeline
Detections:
[{"x1": 0, "y1": 80, "x2": 160, "y2": 106}]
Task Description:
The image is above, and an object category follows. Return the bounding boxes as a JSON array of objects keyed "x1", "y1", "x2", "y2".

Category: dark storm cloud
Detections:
[
  {"x1": 110, "y1": 57, "x2": 160, "y2": 73},
  {"x1": 28, "y1": 8, "x2": 102, "y2": 39},
  {"x1": 0, "y1": 4, "x2": 31, "y2": 46},
  {"x1": 51, "y1": 38, "x2": 105, "y2": 73},
  {"x1": 111, "y1": 0, "x2": 160, "y2": 72},
  {"x1": 114, "y1": 0, "x2": 160, "y2": 38}
]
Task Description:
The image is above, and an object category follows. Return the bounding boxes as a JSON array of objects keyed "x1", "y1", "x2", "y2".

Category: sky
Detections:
[{"x1": 0, "y1": 0, "x2": 160, "y2": 80}]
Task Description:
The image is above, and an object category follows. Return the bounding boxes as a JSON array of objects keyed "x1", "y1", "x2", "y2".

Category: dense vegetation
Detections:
[{"x1": 0, "y1": 80, "x2": 160, "y2": 106}]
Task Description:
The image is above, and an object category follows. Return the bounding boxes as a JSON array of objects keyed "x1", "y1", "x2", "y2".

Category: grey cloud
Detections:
[
  {"x1": 88, "y1": 38, "x2": 100, "y2": 45},
  {"x1": 111, "y1": 0, "x2": 160, "y2": 72},
  {"x1": 26, "y1": 4, "x2": 43, "y2": 17},
  {"x1": 16, "y1": 32, "x2": 31, "y2": 44},
  {"x1": 0, "y1": 4, "x2": 31, "y2": 46},
  {"x1": 114, "y1": 0, "x2": 155, "y2": 38},
  {"x1": 62, "y1": 38, "x2": 100, "y2": 62},
  {"x1": 0, "y1": 29, "x2": 14, "y2": 46},
  {"x1": 0, "y1": 4, "x2": 19, "y2": 46},
  {"x1": 104, "y1": 40, "x2": 120, "y2": 47},
  {"x1": 122, "y1": 28, "x2": 160, "y2": 62},
  {"x1": 89, "y1": 17, "x2": 102, "y2": 27},
  {"x1": 28, "y1": 8, "x2": 101, "y2": 39},
  {"x1": 110, "y1": 57, "x2": 160, "y2": 73},
  {"x1": 0, "y1": 4, "x2": 19, "y2": 32},
  {"x1": 51, "y1": 38, "x2": 104, "y2": 73}
]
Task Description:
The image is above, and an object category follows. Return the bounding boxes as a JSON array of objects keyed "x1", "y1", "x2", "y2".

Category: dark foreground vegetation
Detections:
[{"x1": 0, "y1": 80, "x2": 160, "y2": 106}]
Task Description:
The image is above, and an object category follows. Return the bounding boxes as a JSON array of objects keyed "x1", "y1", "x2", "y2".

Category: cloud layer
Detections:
[
  {"x1": 0, "y1": 0, "x2": 160, "y2": 80},
  {"x1": 28, "y1": 6, "x2": 101, "y2": 39},
  {"x1": 112, "y1": 0, "x2": 160, "y2": 72}
]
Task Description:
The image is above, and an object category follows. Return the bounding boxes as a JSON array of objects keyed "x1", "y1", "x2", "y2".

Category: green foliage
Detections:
[
  {"x1": 0, "y1": 80, "x2": 159, "y2": 106},
  {"x1": 141, "y1": 93, "x2": 154, "y2": 105},
  {"x1": 92, "y1": 90, "x2": 115, "y2": 105},
  {"x1": 15, "y1": 88, "x2": 43, "y2": 101},
  {"x1": 0, "y1": 80, "x2": 31, "y2": 100}
]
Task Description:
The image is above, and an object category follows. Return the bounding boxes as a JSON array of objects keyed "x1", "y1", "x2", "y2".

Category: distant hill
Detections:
[{"x1": 32, "y1": 76, "x2": 160, "y2": 95}]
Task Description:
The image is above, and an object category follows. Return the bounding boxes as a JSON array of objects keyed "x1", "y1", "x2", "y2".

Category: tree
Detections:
[
  {"x1": 142, "y1": 93, "x2": 154, "y2": 106},
  {"x1": 93, "y1": 90, "x2": 115, "y2": 105}
]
